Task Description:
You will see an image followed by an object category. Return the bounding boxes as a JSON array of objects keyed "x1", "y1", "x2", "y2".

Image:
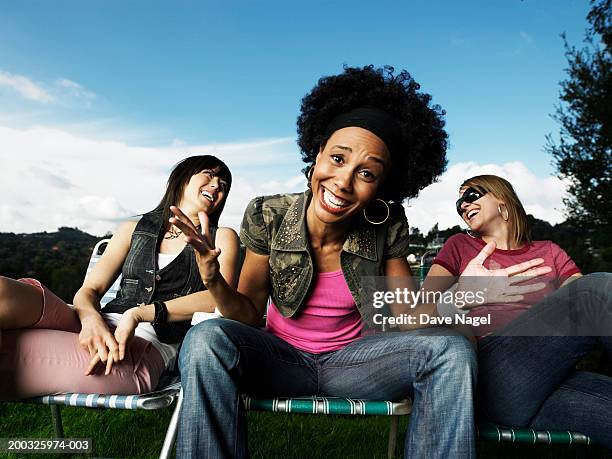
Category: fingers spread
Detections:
[
  {"x1": 503, "y1": 295, "x2": 525, "y2": 303},
  {"x1": 105, "y1": 353, "x2": 114, "y2": 375},
  {"x1": 169, "y1": 217, "x2": 193, "y2": 236},
  {"x1": 505, "y1": 258, "x2": 545, "y2": 276},
  {"x1": 169, "y1": 206, "x2": 200, "y2": 234},
  {"x1": 169, "y1": 206, "x2": 191, "y2": 224},
  {"x1": 85, "y1": 353, "x2": 101, "y2": 376},
  {"x1": 470, "y1": 242, "x2": 496, "y2": 266},
  {"x1": 506, "y1": 282, "x2": 547, "y2": 296},
  {"x1": 106, "y1": 339, "x2": 119, "y2": 363},
  {"x1": 508, "y1": 266, "x2": 553, "y2": 285},
  {"x1": 94, "y1": 338, "x2": 108, "y2": 363}
]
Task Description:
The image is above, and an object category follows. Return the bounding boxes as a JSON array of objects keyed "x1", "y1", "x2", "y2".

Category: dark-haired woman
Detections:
[
  {"x1": 0, "y1": 155, "x2": 239, "y2": 398},
  {"x1": 172, "y1": 66, "x2": 477, "y2": 458},
  {"x1": 424, "y1": 174, "x2": 612, "y2": 448}
]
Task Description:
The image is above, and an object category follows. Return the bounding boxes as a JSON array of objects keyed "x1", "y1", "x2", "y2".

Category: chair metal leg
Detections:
[
  {"x1": 388, "y1": 415, "x2": 399, "y2": 459},
  {"x1": 159, "y1": 387, "x2": 184, "y2": 459},
  {"x1": 50, "y1": 405, "x2": 64, "y2": 438}
]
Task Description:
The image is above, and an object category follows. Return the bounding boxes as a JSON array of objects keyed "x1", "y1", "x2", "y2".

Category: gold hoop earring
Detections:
[
  {"x1": 306, "y1": 165, "x2": 314, "y2": 189},
  {"x1": 363, "y1": 198, "x2": 390, "y2": 225},
  {"x1": 498, "y1": 204, "x2": 509, "y2": 222}
]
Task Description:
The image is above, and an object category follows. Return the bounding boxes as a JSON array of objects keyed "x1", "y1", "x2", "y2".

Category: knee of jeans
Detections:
[
  {"x1": 481, "y1": 400, "x2": 533, "y2": 427},
  {"x1": 179, "y1": 319, "x2": 236, "y2": 370},
  {"x1": 568, "y1": 272, "x2": 612, "y2": 300},
  {"x1": 428, "y1": 334, "x2": 477, "y2": 371},
  {"x1": 574, "y1": 272, "x2": 611, "y2": 288}
]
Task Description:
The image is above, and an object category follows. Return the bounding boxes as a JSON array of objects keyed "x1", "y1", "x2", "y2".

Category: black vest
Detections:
[{"x1": 104, "y1": 210, "x2": 215, "y2": 343}]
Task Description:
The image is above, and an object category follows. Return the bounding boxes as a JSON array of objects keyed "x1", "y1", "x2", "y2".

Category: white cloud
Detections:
[
  {"x1": 0, "y1": 71, "x2": 54, "y2": 103},
  {"x1": 55, "y1": 78, "x2": 96, "y2": 105},
  {"x1": 405, "y1": 161, "x2": 567, "y2": 233},
  {"x1": 0, "y1": 70, "x2": 97, "y2": 106},
  {"x1": 0, "y1": 123, "x2": 569, "y2": 238},
  {"x1": 0, "y1": 124, "x2": 301, "y2": 235}
]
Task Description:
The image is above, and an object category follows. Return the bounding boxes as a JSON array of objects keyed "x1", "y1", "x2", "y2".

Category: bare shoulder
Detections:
[
  {"x1": 105, "y1": 220, "x2": 138, "y2": 250},
  {"x1": 216, "y1": 226, "x2": 239, "y2": 248},
  {"x1": 114, "y1": 220, "x2": 138, "y2": 237}
]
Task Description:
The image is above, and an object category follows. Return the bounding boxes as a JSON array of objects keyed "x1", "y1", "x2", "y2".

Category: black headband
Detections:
[{"x1": 324, "y1": 106, "x2": 402, "y2": 155}]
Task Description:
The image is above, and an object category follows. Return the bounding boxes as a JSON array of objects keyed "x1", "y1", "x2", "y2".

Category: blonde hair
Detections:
[{"x1": 461, "y1": 174, "x2": 532, "y2": 245}]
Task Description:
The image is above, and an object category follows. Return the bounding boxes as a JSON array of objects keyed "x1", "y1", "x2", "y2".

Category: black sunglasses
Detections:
[{"x1": 456, "y1": 186, "x2": 487, "y2": 216}]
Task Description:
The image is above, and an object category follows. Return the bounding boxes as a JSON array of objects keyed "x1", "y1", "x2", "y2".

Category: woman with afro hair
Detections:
[{"x1": 170, "y1": 66, "x2": 479, "y2": 458}]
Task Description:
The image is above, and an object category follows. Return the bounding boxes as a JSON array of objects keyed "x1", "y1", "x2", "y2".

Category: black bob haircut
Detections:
[
  {"x1": 297, "y1": 65, "x2": 448, "y2": 203},
  {"x1": 151, "y1": 155, "x2": 232, "y2": 229}
]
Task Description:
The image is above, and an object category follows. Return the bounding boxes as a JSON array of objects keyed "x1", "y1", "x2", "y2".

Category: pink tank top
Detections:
[{"x1": 266, "y1": 270, "x2": 363, "y2": 353}]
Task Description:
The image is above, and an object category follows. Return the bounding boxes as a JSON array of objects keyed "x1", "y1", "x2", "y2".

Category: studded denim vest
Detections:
[
  {"x1": 239, "y1": 190, "x2": 410, "y2": 330},
  {"x1": 104, "y1": 210, "x2": 214, "y2": 343}
]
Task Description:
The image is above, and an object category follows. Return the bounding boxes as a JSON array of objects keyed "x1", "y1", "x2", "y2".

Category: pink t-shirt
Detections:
[
  {"x1": 433, "y1": 234, "x2": 581, "y2": 337},
  {"x1": 266, "y1": 270, "x2": 363, "y2": 353}
]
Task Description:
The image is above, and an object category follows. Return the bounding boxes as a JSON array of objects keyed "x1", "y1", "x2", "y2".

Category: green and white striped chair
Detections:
[
  {"x1": 244, "y1": 395, "x2": 412, "y2": 458},
  {"x1": 26, "y1": 239, "x2": 183, "y2": 459},
  {"x1": 477, "y1": 422, "x2": 592, "y2": 445}
]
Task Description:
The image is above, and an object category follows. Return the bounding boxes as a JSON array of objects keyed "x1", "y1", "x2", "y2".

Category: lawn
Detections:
[{"x1": 2, "y1": 403, "x2": 610, "y2": 458}]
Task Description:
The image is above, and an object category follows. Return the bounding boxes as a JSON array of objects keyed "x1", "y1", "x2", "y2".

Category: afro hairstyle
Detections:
[{"x1": 297, "y1": 65, "x2": 448, "y2": 203}]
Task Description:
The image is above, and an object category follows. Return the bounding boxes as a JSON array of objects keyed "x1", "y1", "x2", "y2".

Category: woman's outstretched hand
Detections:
[
  {"x1": 169, "y1": 206, "x2": 221, "y2": 286},
  {"x1": 456, "y1": 241, "x2": 552, "y2": 308}
]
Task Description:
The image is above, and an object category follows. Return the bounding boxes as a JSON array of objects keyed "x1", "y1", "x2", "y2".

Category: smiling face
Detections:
[
  {"x1": 458, "y1": 185, "x2": 504, "y2": 233},
  {"x1": 309, "y1": 126, "x2": 390, "y2": 225},
  {"x1": 179, "y1": 168, "x2": 228, "y2": 217}
]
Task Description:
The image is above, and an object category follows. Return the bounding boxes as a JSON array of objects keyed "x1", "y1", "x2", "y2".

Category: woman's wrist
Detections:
[
  {"x1": 130, "y1": 304, "x2": 154, "y2": 322},
  {"x1": 203, "y1": 273, "x2": 222, "y2": 289},
  {"x1": 75, "y1": 306, "x2": 103, "y2": 323}
]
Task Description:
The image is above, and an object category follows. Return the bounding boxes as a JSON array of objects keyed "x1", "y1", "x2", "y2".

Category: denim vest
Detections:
[
  {"x1": 239, "y1": 190, "x2": 411, "y2": 330},
  {"x1": 104, "y1": 210, "x2": 214, "y2": 343}
]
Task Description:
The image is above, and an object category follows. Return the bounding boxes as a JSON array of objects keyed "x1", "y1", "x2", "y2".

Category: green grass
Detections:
[
  {"x1": 0, "y1": 403, "x2": 404, "y2": 459},
  {"x1": 1, "y1": 403, "x2": 610, "y2": 458}
]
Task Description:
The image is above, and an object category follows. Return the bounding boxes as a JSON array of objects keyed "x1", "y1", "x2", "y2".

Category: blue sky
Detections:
[{"x1": 0, "y1": 1, "x2": 592, "y2": 234}]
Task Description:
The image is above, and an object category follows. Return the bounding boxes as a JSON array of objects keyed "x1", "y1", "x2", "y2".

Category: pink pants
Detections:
[{"x1": 0, "y1": 278, "x2": 165, "y2": 399}]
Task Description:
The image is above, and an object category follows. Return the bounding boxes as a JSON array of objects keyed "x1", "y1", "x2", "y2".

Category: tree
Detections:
[{"x1": 546, "y1": 0, "x2": 612, "y2": 229}]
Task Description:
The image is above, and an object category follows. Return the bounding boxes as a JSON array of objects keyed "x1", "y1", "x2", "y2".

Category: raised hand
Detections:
[
  {"x1": 456, "y1": 241, "x2": 552, "y2": 308},
  {"x1": 79, "y1": 313, "x2": 119, "y2": 376},
  {"x1": 169, "y1": 206, "x2": 221, "y2": 285}
]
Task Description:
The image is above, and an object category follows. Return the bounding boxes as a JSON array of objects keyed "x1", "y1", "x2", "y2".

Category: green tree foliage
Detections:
[
  {"x1": 0, "y1": 227, "x2": 99, "y2": 302},
  {"x1": 546, "y1": 0, "x2": 612, "y2": 229}
]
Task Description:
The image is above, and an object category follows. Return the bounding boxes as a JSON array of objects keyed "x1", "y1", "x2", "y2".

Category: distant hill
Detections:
[{"x1": 0, "y1": 227, "x2": 102, "y2": 302}]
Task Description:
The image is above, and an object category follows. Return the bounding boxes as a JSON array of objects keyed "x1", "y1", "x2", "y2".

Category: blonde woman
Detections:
[{"x1": 424, "y1": 174, "x2": 612, "y2": 448}]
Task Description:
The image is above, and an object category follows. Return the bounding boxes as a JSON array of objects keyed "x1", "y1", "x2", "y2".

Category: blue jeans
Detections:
[
  {"x1": 176, "y1": 319, "x2": 476, "y2": 458},
  {"x1": 478, "y1": 273, "x2": 612, "y2": 448}
]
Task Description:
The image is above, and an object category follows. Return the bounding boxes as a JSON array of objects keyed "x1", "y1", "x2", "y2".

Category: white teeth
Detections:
[
  {"x1": 201, "y1": 191, "x2": 214, "y2": 202},
  {"x1": 322, "y1": 188, "x2": 350, "y2": 209},
  {"x1": 467, "y1": 209, "x2": 479, "y2": 220}
]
